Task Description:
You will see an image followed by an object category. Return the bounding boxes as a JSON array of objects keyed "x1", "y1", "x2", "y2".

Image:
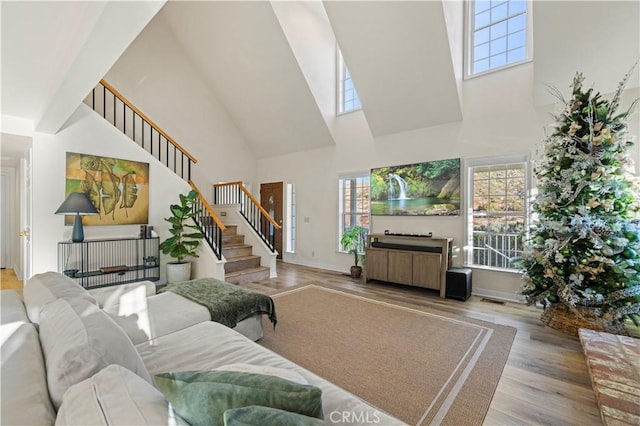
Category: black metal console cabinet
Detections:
[{"x1": 58, "y1": 237, "x2": 160, "y2": 289}]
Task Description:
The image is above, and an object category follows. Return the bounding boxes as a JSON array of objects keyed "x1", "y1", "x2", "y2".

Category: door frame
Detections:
[
  {"x1": 0, "y1": 170, "x2": 11, "y2": 269},
  {"x1": 19, "y1": 150, "x2": 33, "y2": 281}
]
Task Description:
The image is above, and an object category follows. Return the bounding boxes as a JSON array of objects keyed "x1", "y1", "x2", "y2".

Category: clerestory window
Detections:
[
  {"x1": 467, "y1": 0, "x2": 531, "y2": 76},
  {"x1": 337, "y1": 48, "x2": 361, "y2": 114}
]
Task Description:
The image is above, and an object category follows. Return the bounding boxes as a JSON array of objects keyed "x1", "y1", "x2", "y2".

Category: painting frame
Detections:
[
  {"x1": 370, "y1": 158, "x2": 461, "y2": 216},
  {"x1": 64, "y1": 152, "x2": 149, "y2": 226}
]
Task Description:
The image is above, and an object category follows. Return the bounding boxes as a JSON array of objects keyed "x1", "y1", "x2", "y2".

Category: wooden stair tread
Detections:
[
  {"x1": 225, "y1": 254, "x2": 260, "y2": 262},
  {"x1": 223, "y1": 243, "x2": 251, "y2": 249}
]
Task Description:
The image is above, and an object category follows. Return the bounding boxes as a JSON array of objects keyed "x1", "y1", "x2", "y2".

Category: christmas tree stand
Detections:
[{"x1": 540, "y1": 303, "x2": 630, "y2": 337}]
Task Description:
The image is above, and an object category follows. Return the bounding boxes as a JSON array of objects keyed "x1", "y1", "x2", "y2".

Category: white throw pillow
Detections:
[
  {"x1": 55, "y1": 365, "x2": 188, "y2": 426},
  {"x1": 23, "y1": 272, "x2": 96, "y2": 325},
  {"x1": 38, "y1": 298, "x2": 152, "y2": 408},
  {"x1": 215, "y1": 363, "x2": 309, "y2": 385}
]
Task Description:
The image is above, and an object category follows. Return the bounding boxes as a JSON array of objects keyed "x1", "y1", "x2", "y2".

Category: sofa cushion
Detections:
[
  {"x1": 223, "y1": 406, "x2": 325, "y2": 426},
  {"x1": 136, "y1": 321, "x2": 401, "y2": 425},
  {"x1": 154, "y1": 370, "x2": 324, "y2": 426},
  {"x1": 104, "y1": 292, "x2": 210, "y2": 344},
  {"x1": 55, "y1": 364, "x2": 189, "y2": 426},
  {"x1": 89, "y1": 280, "x2": 156, "y2": 310},
  {"x1": 1, "y1": 322, "x2": 56, "y2": 425},
  {"x1": 39, "y1": 297, "x2": 152, "y2": 408},
  {"x1": 23, "y1": 271, "x2": 96, "y2": 324}
]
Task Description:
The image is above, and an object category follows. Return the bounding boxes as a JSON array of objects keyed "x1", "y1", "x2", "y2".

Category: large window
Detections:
[
  {"x1": 468, "y1": 0, "x2": 530, "y2": 76},
  {"x1": 337, "y1": 48, "x2": 361, "y2": 114},
  {"x1": 338, "y1": 173, "x2": 370, "y2": 252},
  {"x1": 466, "y1": 154, "x2": 529, "y2": 270}
]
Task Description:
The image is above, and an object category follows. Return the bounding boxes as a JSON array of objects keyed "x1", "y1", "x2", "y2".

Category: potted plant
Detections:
[
  {"x1": 341, "y1": 225, "x2": 367, "y2": 279},
  {"x1": 159, "y1": 190, "x2": 204, "y2": 283}
]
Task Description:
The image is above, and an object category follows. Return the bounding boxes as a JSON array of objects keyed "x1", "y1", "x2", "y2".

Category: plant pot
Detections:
[
  {"x1": 350, "y1": 266, "x2": 362, "y2": 279},
  {"x1": 166, "y1": 262, "x2": 191, "y2": 284}
]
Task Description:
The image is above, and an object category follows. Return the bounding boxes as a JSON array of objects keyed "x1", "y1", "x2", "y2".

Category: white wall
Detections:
[
  {"x1": 103, "y1": 11, "x2": 258, "y2": 196},
  {"x1": 257, "y1": 62, "x2": 640, "y2": 301},
  {"x1": 31, "y1": 104, "x2": 218, "y2": 281},
  {"x1": 533, "y1": 1, "x2": 640, "y2": 105}
]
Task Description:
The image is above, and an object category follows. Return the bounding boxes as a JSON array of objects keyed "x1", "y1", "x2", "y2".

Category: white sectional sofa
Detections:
[{"x1": 0, "y1": 272, "x2": 404, "y2": 425}]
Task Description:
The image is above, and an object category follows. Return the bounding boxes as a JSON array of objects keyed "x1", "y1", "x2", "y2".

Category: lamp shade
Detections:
[
  {"x1": 55, "y1": 193, "x2": 98, "y2": 242},
  {"x1": 55, "y1": 193, "x2": 99, "y2": 215}
]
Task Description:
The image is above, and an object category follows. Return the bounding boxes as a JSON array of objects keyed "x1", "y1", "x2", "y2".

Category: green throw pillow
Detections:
[
  {"x1": 154, "y1": 370, "x2": 324, "y2": 426},
  {"x1": 224, "y1": 406, "x2": 325, "y2": 426}
]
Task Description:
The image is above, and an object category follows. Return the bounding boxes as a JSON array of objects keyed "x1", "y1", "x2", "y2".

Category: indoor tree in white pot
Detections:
[{"x1": 159, "y1": 190, "x2": 204, "y2": 284}]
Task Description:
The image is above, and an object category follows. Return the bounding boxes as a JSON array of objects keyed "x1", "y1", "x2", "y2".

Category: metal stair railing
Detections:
[
  {"x1": 84, "y1": 79, "x2": 225, "y2": 259},
  {"x1": 85, "y1": 80, "x2": 197, "y2": 181},
  {"x1": 189, "y1": 181, "x2": 226, "y2": 260},
  {"x1": 213, "y1": 182, "x2": 281, "y2": 253}
]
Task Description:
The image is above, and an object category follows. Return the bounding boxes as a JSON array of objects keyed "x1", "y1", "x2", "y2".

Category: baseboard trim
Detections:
[
  {"x1": 472, "y1": 288, "x2": 526, "y2": 304},
  {"x1": 282, "y1": 259, "x2": 345, "y2": 275}
]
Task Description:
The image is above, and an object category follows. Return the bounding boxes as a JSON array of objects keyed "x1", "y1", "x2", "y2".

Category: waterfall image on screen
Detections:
[{"x1": 370, "y1": 158, "x2": 460, "y2": 216}]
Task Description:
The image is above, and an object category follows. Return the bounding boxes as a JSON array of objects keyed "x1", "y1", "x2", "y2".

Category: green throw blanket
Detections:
[{"x1": 159, "y1": 278, "x2": 277, "y2": 329}]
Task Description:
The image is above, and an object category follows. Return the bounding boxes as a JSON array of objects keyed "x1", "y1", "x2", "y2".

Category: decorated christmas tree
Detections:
[{"x1": 518, "y1": 65, "x2": 640, "y2": 335}]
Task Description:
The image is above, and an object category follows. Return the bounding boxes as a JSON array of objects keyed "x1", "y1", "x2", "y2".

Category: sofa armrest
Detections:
[
  {"x1": 89, "y1": 281, "x2": 156, "y2": 310},
  {"x1": 1, "y1": 323, "x2": 56, "y2": 425}
]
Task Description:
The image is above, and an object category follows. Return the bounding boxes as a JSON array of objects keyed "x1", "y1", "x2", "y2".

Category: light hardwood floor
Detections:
[
  {"x1": 0, "y1": 268, "x2": 23, "y2": 294},
  {"x1": 246, "y1": 261, "x2": 603, "y2": 426},
  {"x1": 1, "y1": 263, "x2": 603, "y2": 425}
]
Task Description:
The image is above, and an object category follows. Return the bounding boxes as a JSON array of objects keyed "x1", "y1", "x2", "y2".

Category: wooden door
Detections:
[{"x1": 260, "y1": 182, "x2": 283, "y2": 259}]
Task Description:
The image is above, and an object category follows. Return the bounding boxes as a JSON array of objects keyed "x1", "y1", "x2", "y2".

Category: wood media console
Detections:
[{"x1": 365, "y1": 233, "x2": 452, "y2": 297}]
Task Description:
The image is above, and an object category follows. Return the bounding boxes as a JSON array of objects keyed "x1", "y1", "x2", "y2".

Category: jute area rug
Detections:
[{"x1": 259, "y1": 285, "x2": 516, "y2": 426}]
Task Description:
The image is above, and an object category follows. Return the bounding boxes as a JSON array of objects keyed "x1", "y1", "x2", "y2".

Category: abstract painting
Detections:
[{"x1": 64, "y1": 152, "x2": 149, "y2": 226}]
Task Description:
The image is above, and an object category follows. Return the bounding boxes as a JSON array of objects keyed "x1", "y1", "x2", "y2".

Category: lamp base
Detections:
[{"x1": 71, "y1": 214, "x2": 85, "y2": 243}]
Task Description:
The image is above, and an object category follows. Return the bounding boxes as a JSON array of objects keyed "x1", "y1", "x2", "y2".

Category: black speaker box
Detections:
[{"x1": 446, "y1": 268, "x2": 472, "y2": 301}]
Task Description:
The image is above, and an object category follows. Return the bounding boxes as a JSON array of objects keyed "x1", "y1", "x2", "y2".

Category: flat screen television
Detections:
[{"x1": 371, "y1": 158, "x2": 460, "y2": 216}]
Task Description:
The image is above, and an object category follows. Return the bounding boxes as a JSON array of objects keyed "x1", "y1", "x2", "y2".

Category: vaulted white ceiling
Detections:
[
  {"x1": 159, "y1": 1, "x2": 336, "y2": 159},
  {"x1": 2, "y1": 1, "x2": 638, "y2": 161},
  {"x1": 153, "y1": 0, "x2": 464, "y2": 156},
  {"x1": 1, "y1": 0, "x2": 165, "y2": 134},
  {"x1": 323, "y1": 0, "x2": 463, "y2": 137}
]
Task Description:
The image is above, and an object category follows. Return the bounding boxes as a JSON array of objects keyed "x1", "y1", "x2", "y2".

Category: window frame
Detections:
[
  {"x1": 336, "y1": 47, "x2": 362, "y2": 115},
  {"x1": 464, "y1": 153, "x2": 530, "y2": 272},
  {"x1": 338, "y1": 172, "x2": 370, "y2": 253},
  {"x1": 464, "y1": 0, "x2": 533, "y2": 79}
]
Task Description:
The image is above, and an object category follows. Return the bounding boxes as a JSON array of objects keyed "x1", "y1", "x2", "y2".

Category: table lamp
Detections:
[{"x1": 55, "y1": 192, "x2": 99, "y2": 242}]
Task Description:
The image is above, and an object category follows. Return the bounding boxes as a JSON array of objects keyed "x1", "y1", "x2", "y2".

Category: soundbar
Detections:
[
  {"x1": 371, "y1": 242, "x2": 442, "y2": 253},
  {"x1": 384, "y1": 231, "x2": 433, "y2": 238}
]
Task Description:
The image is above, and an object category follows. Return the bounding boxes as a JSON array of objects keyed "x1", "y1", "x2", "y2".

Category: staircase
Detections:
[
  {"x1": 222, "y1": 225, "x2": 270, "y2": 284},
  {"x1": 84, "y1": 80, "x2": 280, "y2": 282}
]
